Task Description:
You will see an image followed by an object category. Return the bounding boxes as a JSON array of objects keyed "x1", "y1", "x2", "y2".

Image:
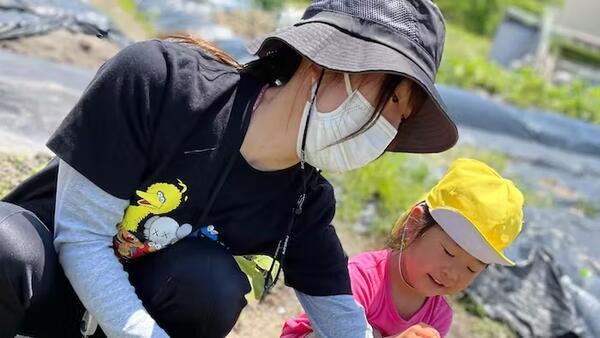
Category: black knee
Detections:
[
  {"x1": 0, "y1": 209, "x2": 49, "y2": 277},
  {"x1": 199, "y1": 247, "x2": 250, "y2": 337},
  {"x1": 0, "y1": 202, "x2": 67, "y2": 337},
  {"x1": 127, "y1": 238, "x2": 250, "y2": 338},
  {"x1": 0, "y1": 204, "x2": 55, "y2": 304}
]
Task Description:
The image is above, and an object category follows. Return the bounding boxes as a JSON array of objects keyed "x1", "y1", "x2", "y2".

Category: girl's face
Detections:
[
  {"x1": 401, "y1": 225, "x2": 487, "y2": 297},
  {"x1": 308, "y1": 67, "x2": 417, "y2": 129}
]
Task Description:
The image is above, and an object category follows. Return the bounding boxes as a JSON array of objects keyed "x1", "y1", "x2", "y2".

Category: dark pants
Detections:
[{"x1": 0, "y1": 202, "x2": 250, "y2": 338}]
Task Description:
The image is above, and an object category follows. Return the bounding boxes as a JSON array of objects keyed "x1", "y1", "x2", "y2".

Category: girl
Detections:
[
  {"x1": 281, "y1": 158, "x2": 524, "y2": 338},
  {"x1": 0, "y1": 0, "x2": 457, "y2": 337}
]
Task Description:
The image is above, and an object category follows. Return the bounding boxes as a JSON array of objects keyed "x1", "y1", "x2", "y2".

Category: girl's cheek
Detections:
[
  {"x1": 456, "y1": 273, "x2": 478, "y2": 291},
  {"x1": 434, "y1": 250, "x2": 452, "y2": 267}
]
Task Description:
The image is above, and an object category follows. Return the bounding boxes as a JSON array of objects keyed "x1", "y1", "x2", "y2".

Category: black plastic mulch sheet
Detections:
[
  {"x1": 0, "y1": 0, "x2": 128, "y2": 45},
  {"x1": 439, "y1": 85, "x2": 600, "y2": 157},
  {"x1": 466, "y1": 249, "x2": 589, "y2": 338}
]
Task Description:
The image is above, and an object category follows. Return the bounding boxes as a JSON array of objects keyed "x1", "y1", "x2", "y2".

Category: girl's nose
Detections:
[{"x1": 441, "y1": 267, "x2": 458, "y2": 285}]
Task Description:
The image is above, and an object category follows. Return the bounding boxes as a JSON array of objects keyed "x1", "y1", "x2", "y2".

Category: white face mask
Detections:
[{"x1": 297, "y1": 73, "x2": 398, "y2": 173}]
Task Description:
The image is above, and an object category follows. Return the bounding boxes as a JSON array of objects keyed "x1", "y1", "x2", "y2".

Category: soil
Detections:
[
  {"x1": 0, "y1": 152, "x2": 52, "y2": 197},
  {"x1": 0, "y1": 30, "x2": 120, "y2": 69},
  {"x1": 89, "y1": 0, "x2": 154, "y2": 42},
  {"x1": 215, "y1": 10, "x2": 277, "y2": 39}
]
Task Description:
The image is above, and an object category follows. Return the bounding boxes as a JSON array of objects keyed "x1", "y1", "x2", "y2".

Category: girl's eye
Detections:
[
  {"x1": 442, "y1": 246, "x2": 455, "y2": 257},
  {"x1": 391, "y1": 95, "x2": 399, "y2": 103},
  {"x1": 467, "y1": 267, "x2": 477, "y2": 273}
]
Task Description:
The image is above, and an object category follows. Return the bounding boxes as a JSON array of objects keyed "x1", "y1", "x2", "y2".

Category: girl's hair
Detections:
[
  {"x1": 387, "y1": 202, "x2": 437, "y2": 251},
  {"x1": 164, "y1": 35, "x2": 428, "y2": 141}
]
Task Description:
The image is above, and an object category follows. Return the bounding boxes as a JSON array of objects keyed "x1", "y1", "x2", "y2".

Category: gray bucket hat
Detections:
[{"x1": 248, "y1": 0, "x2": 458, "y2": 154}]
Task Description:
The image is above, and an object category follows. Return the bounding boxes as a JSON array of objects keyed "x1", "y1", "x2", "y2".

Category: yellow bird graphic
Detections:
[{"x1": 119, "y1": 179, "x2": 188, "y2": 232}]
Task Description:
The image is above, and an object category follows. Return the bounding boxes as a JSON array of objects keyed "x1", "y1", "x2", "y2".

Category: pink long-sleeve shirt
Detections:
[{"x1": 281, "y1": 249, "x2": 453, "y2": 337}]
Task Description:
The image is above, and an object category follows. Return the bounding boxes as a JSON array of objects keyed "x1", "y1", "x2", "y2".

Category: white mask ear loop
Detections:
[
  {"x1": 301, "y1": 70, "x2": 326, "y2": 164},
  {"x1": 398, "y1": 225, "x2": 416, "y2": 290},
  {"x1": 343, "y1": 73, "x2": 354, "y2": 96}
]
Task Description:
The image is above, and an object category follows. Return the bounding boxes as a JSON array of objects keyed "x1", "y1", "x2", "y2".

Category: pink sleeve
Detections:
[
  {"x1": 280, "y1": 313, "x2": 312, "y2": 338},
  {"x1": 433, "y1": 299, "x2": 453, "y2": 337},
  {"x1": 347, "y1": 262, "x2": 374, "y2": 311}
]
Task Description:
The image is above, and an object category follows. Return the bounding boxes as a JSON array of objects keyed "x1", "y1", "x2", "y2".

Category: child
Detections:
[{"x1": 281, "y1": 158, "x2": 524, "y2": 338}]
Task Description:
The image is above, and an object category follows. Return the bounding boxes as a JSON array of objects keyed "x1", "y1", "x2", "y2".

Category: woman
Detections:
[{"x1": 0, "y1": 0, "x2": 457, "y2": 337}]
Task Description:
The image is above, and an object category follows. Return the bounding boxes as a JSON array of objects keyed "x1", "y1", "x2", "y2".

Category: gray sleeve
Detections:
[
  {"x1": 54, "y1": 160, "x2": 169, "y2": 338},
  {"x1": 295, "y1": 290, "x2": 375, "y2": 338}
]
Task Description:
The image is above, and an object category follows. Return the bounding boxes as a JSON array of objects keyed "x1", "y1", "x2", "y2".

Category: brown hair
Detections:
[
  {"x1": 164, "y1": 34, "x2": 428, "y2": 142},
  {"x1": 339, "y1": 74, "x2": 427, "y2": 144},
  {"x1": 387, "y1": 202, "x2": 437, "y2": 252},
  {"x1": 162, "y1": 33, "x2": 242, "y2": 69}
]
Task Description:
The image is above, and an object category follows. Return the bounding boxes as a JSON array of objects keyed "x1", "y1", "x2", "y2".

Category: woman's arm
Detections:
[
  {"x1": 295, "y1": 290, "x2": 376, "y2": 338},
  {"x1": 304, "y1": 324, "x2": 383, "y2": 338},
  {"x1": 283, "y1": 173, "x2": 378, "y2": 337},
  {"x1": 54, "y1": 160, "x2": 169, "y2": 337}
]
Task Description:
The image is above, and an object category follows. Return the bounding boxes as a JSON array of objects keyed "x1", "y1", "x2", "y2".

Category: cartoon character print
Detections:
[
  {"x1": 119, "y1": 180, "x2": 188, "y2": 232},
  {"x1": 200, "y1": 225, "x2": 219, "y2": 241},
  {"x1": 114, "y1": 227, "x2": 153, "y2": 259},
  {"x1": 113, "y1": 179, "x2": 191, "y2": 259},
  {"x1": 143, "y1": 216, "x2": 192, "y2": 250}
]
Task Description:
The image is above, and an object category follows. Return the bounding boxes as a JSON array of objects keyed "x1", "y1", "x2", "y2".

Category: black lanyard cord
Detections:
[
  {"x1": 190, "y1": 75, "x2": 261, "y2": 232},
  {"x1": 262, "y1": 70, "x2": 326, "y2": 299}
]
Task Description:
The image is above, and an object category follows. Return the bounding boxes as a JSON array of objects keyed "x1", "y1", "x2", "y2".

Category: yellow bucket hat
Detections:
[{"x1": 425, "y1": 158, "x2": 524, "y2": 266}]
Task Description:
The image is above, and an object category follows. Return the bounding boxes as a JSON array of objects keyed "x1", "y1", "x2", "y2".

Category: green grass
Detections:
[
  {"x1": 443, "y1": 24, "x2": 492, "y2": 60},
  {"x1": 116, "y1": 0, "x2": 156, "y2": 36},
  {"x1": 438, "y1": 24, "x2": 600, "y2": 124},
  {"x1": 575, "y1": 201, "x2": 598, "y2": 218},
  {"x1": 524, "y1": 189, "x2": 555, "y2": 208},
  {"x1": 452, "y1": 293, "x2": 488, "y2": 318},
  {"x1": 449, "y1": 293, "x2": 517, "y2": 338},
  {"x1": 555, "y1": 38, "x2": 600, "y2": 67},
  {"x1": 326, "y1": 153, "x2": 434, "y2": 235},
  {"x1": 0, "y1": 153, "x2": 51, "y2": 198},
  {"x1": 286, "y1": 0, "x2": 310, "y2": 6}
]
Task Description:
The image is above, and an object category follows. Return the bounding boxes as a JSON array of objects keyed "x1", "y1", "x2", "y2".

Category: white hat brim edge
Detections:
[{"x1": 429, "y1": 208, "x2": 514, "y2": 266}]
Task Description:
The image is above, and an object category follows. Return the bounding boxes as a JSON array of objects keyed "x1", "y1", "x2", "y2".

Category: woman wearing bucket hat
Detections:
[
  {"x1": 0, "y1": 0, "x2": 457, "y2": 337},
  {"x1": 282, "y1": 158, "x2": 524, "y2": 338}
]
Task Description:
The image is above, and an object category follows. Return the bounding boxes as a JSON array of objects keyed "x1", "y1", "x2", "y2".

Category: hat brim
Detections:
[
  {"x1": 248, "y1": 22, "x2": 458, "y2": 154},
  {"x1": 429, "y1": 207, "x2": 515, "y2": 266}
]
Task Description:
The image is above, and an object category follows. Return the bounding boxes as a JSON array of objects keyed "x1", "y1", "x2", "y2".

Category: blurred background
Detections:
[{"x1": 1, "y1": 0, "x2": 599, "y2": 337}]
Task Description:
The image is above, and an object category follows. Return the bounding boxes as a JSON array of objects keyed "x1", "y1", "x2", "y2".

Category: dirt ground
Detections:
[
  {"x1": 215, "y1": 10, "x2": 277, "y2": 38},
  {"x1": 0, "y1": 6, "x2": 273, "y2": 70},
  {"x1": 0, "y1": 30, "x2": 120, "y2": 69},
  {"x1": 89, "y1": 0, "x2": 154, "y2": 42}
]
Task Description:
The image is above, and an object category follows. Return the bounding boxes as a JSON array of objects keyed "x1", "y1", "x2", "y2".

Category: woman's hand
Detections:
[{"x1": 389, "y1": 323, "x2": 441, "y2": 338}]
